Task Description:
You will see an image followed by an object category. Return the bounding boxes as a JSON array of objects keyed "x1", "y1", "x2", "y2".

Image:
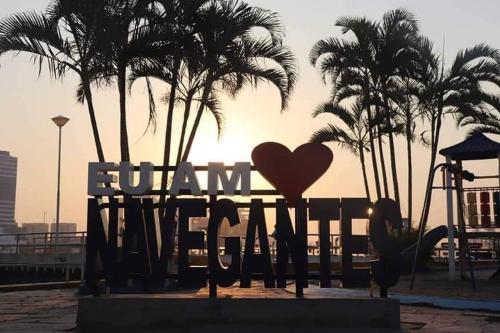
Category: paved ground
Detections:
[
  {"x1": 1, "y1": 289, "x2": 500, "y2": 332},
  {"x1": 0, "y1": 290, "x2": 76, "y2": 332},
  {"x1": 392, "y1": 270, "x2": 500, "y2": 301}
]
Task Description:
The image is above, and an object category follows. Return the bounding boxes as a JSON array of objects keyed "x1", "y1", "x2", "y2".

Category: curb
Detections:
[{"x1": 0, "y1": 281, "x2": 81, "y2": 292}]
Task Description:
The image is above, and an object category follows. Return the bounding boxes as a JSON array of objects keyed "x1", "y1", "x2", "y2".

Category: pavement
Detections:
[
  {"x1": 0, "y1": 281, "x2": 80, "y2": 293},
  {"x1": 292, "y1": 285, "x2": 500, "y2": 312},
  {"x1": 0, "y1": 290, "x2": 76, "y2": 332},
  {"x1": 1, "y1": 289, "x2": 500, "y2": 332}
]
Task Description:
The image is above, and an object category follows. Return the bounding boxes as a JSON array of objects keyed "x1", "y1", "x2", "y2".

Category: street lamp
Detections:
[{"x1": 52, "y1": 115, "x2": 69, "y2": 248}]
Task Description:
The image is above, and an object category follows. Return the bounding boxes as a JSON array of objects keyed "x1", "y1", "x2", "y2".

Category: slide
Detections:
[{"x1": 401, "y1": 225, "x2": 449, "y2": 270}]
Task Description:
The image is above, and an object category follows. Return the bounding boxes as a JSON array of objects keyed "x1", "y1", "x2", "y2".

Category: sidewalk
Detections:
[
  {"x1": 288, "y1": 285, "x2": 500, "y2": 313},
  {"x1": 1, "y1": 288, "x2": 500, "y2": 332}
]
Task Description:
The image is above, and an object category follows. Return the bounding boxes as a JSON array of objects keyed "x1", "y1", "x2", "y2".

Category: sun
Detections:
[{"x1": 188, "y1": 130, "x2": 255, "y2": 166}]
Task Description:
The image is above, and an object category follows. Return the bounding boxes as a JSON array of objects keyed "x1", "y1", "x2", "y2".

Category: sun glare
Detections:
[{"x1": 188, "y1": 134, "x2": 254, "y2": 166}]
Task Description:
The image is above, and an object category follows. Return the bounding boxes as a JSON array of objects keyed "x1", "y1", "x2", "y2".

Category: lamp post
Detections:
[{"x1": 52, "y1": 116, "x2": 70, "y2": 249}]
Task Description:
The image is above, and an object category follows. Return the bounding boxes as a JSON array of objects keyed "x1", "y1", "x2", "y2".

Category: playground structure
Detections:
[
  {"x1": 410, "y1": 133, "x2": 500, "y2": 290},
  {"x1": 412, "y1": 133, "x2": 500, "y2": 286}
]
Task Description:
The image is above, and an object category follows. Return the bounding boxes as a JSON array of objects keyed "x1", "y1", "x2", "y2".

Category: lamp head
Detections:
[
  {"x1": 52, "y1": 116, "x2": 70, "y2": 128},
  {"x1": 444, "y1": 163, "x2": 475, "y2": 182},
  {"x1": 461, "y1": 170, "x2": 475, "y2": 182}
]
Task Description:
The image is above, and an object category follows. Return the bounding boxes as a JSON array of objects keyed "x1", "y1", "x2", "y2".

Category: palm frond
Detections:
[
  {"x1": 76, "y1": 80, "x2": 85, "y2": 104},
  {"x1": 381, "y1": 8, "x2": 418, "y2": 36},
  {"x1": 467, "y1": 125, "x2": 500, "y2": 137},
  {"x1": 0, "y1": 11, "x2": 76, "y2": 78},
  {"x1": 145, "y1": 77, "x2": 157, "y2": 134},
  {"x1": 310, "y1": 124, "x2": 359, "y2": 154},
  {"x1": 312, "y1": 102, "x2": 356, "y2": 129},
  {"x1": 202, "y1": 92, "x2": 224, "y2": 139},
  {"x1": 450, "y1": 44, "x2": 500, "y2": 76}
]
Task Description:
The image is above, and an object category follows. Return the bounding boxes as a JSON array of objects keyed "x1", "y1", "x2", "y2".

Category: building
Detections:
[
  {"x1": 49, "y1": 222, "x2": 79, "y2": 245},
  {"x1": 17, "y1": 223, "x2": 50, "y2": 245},
  {"x1": 49, "y1": 222, "x2": 78, "y2": 234},
  {"x1": 190, "y1": 217, "x2": 209, "y2": 233},
  {"x1": 189, "y1": 209, "x2": 250, "y2": 237},
  {"x1": 0, "y1": 151, "x2": 17, "y2": 235},
  {"x1": 21, "y1": 222, "x2": 50, "y2": 235}
]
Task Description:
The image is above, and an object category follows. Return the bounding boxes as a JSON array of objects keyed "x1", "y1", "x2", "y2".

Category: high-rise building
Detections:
[{"x1": 0, "y1": 151, "x2": 17, "y2": 234}]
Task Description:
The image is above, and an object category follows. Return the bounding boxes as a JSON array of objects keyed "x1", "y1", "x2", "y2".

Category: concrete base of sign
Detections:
[{"x1": 77, "y1": 287, "x2": 400, "y2": 332}]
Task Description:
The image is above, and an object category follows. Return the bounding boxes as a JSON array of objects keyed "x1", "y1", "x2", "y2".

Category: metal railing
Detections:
[
  {"x1": 0, "y1": 230, "x2": 374, "y2": 284},
  {"x1": 0, "y1": 231, "x2": 86, "y2": 254},
  {"x1": 0, "y1": 231, "x2": 87, "y2": 283},
  {"x1": 182, "y1": 233, "x2": 344, "y2": 258}
]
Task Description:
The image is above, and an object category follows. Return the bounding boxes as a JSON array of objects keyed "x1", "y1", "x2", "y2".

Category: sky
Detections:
[{"x1": 0, "y1": 0, "x2": 499, "y2": 233}]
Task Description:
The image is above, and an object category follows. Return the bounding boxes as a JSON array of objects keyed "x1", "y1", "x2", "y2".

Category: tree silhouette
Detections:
[
  {"x1": 0, "y1": 0, "x2": 108, "y2": 162},
  {"x1": 311, "y1": 100, "x2": 372, "y2": 200}
]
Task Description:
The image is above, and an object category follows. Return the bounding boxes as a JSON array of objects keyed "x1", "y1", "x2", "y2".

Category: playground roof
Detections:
[{"x1": 439, "y1": 133, "x2": 500, "y2": 161}]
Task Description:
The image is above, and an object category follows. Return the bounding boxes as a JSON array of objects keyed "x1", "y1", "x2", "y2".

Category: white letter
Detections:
[
  {"x1": 208, "y1": 162, "x2": 251, "y2": 196},
  {"x1": 88, "y1": 162, "x2": 118, "y2": 196},
  {"x1": 170, "y1": 162, "x2": 202, "y2": 196},
  {"x1": 119, "y1": 162, "x2": 154, "y2": 195}
]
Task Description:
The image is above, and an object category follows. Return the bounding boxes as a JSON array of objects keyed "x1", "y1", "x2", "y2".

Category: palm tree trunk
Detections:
[
  {"x1": 176, "y1": 94, "x2": 193, "y2": 166},
  {"x1": 181, "y1": 73, "x2": 213, "y2": 163},
  {"x1": 81, "y1": 74, "x2": 112, "y2": 194},
  {"x1": 419, "y1": 107, "x2": 444, "y2": 240},
  {"x1": 366, "y1": 106, "x2": 382, "y2": 200},
  {"x1": 380, "y1": 82, "x2": 400, "y2": 204},
  {"x1": 387, "y1": 118, "x2": 401, "y2": 205},
  {"x1": 406, "y1": 119, "x2": 413, "y2": 232},
  {"x1": 359, "y1": 144, "x2": 371, "y2": 202},
  {"x1": 82, "y1": 78, "x2": 106, "y2": 163},
  {"x1": 426, "y1": 114, "x2": 442, "y2": 207},
  {"x1": 159, "y1": 58, "x2": 181, "y2": 213},
  {"x1": 377, "y1": 123, "x2": 390, "y2": 198},
  {"x1": 414, "y1": 110, "x2": 444, "y2": 285},
  {"x1": 118, "y1": 65, "x2": 130, "y2": 162}
]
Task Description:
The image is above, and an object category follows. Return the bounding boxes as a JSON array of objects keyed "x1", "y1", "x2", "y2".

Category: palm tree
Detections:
[
  {"x1": 129, "y1": 57, "x2": 225, "y2": 164},
  {"x1": 310, "y1": 17, "x2": 383, "y2": 200},
  {"x1": 415, "y1": 42, "x2": 500, "y2": 275},
  {"x1": 158, "y1": 0, "x2": 202, "y2": 195},
  {"x1": 0, "y1": 0, "x2": 107, "y2": 163},
  {"x1": 374, "y1": 108, "x2": 390, "y2": 198},
  {"x1": 171, "y1": 81, "x2": 225, "y2": 167},
  {"x1": 128, "y1": 0, "x2": 212, "y2": 212},
  {"x1": 390, "y1": 74, "x2": 426, "y2": 231},
  {"x1": 130, "y1": 0, "x2": 297, "y2": 212},
  {"x1": 419, "y1": 43, "x2": 500, "y2": 200},
  {"x1": 311, "y1": 100, "x2": 371, "y2": 200},
  {"x1": 96, "y1": 0, "x2": 173, "y2": 162},
  {"x1": 179, "y1": 0, "x2": 298, "y2": 162},
  {"x1": 312, "y1": 9, "x2": 423, "y2": 208},
  {"x1": 373, "y1": 9, "x2": 421, "y2": 206}
]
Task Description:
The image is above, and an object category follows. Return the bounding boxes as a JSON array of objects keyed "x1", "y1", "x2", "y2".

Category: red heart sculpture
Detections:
[{"x1": 252, "y1": 142, "x2": 333, "y2": 206}]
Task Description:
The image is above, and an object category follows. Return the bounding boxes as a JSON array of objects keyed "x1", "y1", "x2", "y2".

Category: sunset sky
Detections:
[{"x1": 0, "y1": 0, "x2": 498, "y2": 232}]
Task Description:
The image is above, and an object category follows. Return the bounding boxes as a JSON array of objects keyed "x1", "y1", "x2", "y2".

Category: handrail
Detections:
[{"x1": 0, "y1": 231, "x2": 86, "y2": 238}]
